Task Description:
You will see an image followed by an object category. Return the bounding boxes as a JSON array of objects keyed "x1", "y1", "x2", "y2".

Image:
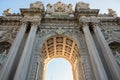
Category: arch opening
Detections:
[
  {"x1": 46, "y1": 58, "x2": 73, "y2": 80},
  {"x1": 40, "y1": 35, "x2": 85, "y2": 80}
]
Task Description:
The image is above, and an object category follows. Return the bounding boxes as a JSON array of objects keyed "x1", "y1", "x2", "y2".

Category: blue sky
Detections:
[
  {"x1": 0, "y1": 0, "x2": 120, "y2": 16},
  {"x1": 46, "y1": 58, "x2": 73, "y2": 80},
  {"x1": 0, "y1": 0, "x2": 119, "y2": 80}
]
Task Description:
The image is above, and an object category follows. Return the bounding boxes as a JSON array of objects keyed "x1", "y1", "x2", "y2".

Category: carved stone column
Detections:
[
  {"x1": 0, "y1": 23, "x2": 27, "y2": 80},
  {"x1": 80, "y1": 49, "x2": 95, "y2": 80},
  {"x1": 77, "y1": 58, "x2": 85, "y2": 80},
  {"x1": 36, "y1": 54, "x2": 44, "y2": 80},
  {"x1": 92, "y1": 24, "x2": 120, "y2": 80},
  {"x1": 82, "y1": 23, "x2": 108, "y2": 80},
  {"x1": 14, "y1": 23, "x2": 38, "y2": 80}
]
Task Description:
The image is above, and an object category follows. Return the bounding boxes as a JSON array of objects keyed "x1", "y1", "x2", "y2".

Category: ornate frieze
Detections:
[
  {"x1": 2, "y1": 8, "x2": 12, "y2": 16},
  {"x1": 99, "y1": 21, "x2": 120, "y2": 42},
  {"x1": 30, "y1": 1, "x2": 44, "y2": 9},
  {"x1": 99, "y1": 9, "x2": 117, "y2": 17},
  {"x1": 46, "y1": 1, "x2": 73, "y2": 13},
  {"x1": 46, "y1": 1, "x2": 74, "y2": 17},
  {"x1": 0, "y1": 16, "x2": 22, "y2": 26},
  {"x1": 75, "y1": 2, "x2": 90, "y2": 10},
  {"x1": 0, "y1": 24, "x2": 21, "y2": 43},
  {"x1": 79, "y1": 16, "x2": 100, "y2": 23},
  {"x1": 38, "y1": 27, "x2": 81, "y2": 37},
  {"x1": 0, "y1": 1, "x2": 120, "y2": 80}
]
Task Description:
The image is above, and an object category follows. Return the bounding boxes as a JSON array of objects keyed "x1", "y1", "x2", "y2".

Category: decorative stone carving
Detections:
[
  {"x1": 54, "y1": 1, "x2": 66, "y2": 12},
  {"x1": 0, "y1": 31, "x2": 4, "y2": 38},
  {"x1": 0, "y1": 25, "x2": 20, "y2": 43},
  {"x1": 46, "y1": 1, "x2": 74, "y2": 17},
  {"x1": 99, "y1": 8, "x2": 117, "y2": 17},
  {"x1": 108, "y1": 9, "x2": 117, "y2": 17},
  {"x1": 109, "y1": 42, "x2": 120, "y2": 65},
  {"x1": 66, "y1": 4, "x2": 73, "y2": 14},
  {"x1": 46, "y1": 1, "x2": 73, "y2": 13},
  {"x1": 46, "y1": 4, "x2": 54, "y2": 14},
  {"x1": 30, "y1": 1, "x2": 44, "y2": 9},
  {"x1": 102, "y1": 29, "x2": 120, "y2": 41},
  {"x1": 0, "y1": 42, "x2": 11, "y2": 69},
  {"x1": 23, "y1": 14, "x2": 42, "y2": 23},
  {"x1": 2, "y1": 8, "x2": 12, "y2": 16},
  {"x1": 76, "y1": 2, "x2": 90, "y2": 10},
  {"x1": 38, "y1": 27, "x2": 80, "y2": 37},
  {"x1": 55, "y1": 27, "x2": 65, "y2": 34},
  {"x1": 79, "y1": 16, "x2": 100, "y2": 22},
  {"x1": 0, "y1": 1, "x2": 120, "y2": 80},
  {"x1": 0, "y1": 42, "x2": 11, "y2": 55}
]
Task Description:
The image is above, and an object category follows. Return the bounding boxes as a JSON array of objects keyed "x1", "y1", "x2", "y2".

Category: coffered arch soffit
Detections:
[{"x1": 40, "y1": 34, "x2": 81, "y2": 66}]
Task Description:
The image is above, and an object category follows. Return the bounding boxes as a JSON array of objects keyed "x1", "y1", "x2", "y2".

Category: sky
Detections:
[
  {"x1": 0, "y1": 0, "x2": 120, "y2": 80},
  {"x1": 0, "y1": 0, "x2": 120, "y2": 16},
  {"x1": 46, "y1": 58, "x2": 73, "y2": 80}
]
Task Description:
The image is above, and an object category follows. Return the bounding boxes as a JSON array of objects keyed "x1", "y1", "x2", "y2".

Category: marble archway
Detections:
[{"x1": 41, "y1": 35, "x2": 85, "y2": 80}]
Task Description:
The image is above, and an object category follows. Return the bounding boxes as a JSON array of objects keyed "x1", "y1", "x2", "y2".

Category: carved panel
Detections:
[
  {"x1": 30, "y1": 1, "x2": 44, "y2": 9},
  {"x1": 109, "y1": 42, "x2": 120, "y2": 65},
  {"x1": 76, "y1": 2, "x2": 90, "y2": 11},
  {"x1": 46, "y1": 1, "x2": 73, "y2": 14},
  {"x1": 0, "y1": 25, "x2": 20, "y2": 43}
]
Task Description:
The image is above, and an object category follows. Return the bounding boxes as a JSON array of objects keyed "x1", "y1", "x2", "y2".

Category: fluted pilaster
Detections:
[
  {"x1": 92, "y1": 24, "x2": 120, "y2": 80},
  {"x1": 82, "y1": 23, "x2": 108, "y2": 80},
  {"x1": 0, "y1": 23, "x2": 27, "y2": 80},
  {"x1": 14, "y1": 23, "x2": 38, "y2": 80}
]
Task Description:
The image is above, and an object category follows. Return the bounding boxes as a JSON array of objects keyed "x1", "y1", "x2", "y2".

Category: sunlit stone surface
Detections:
[{"x1": 0, "y1": 1, "x2": 120, "y2": 80}]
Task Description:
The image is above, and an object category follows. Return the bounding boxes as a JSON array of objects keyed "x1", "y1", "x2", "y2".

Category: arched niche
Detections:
[
  {"x1": 0, "y1": 41, "x2": 11, "y2": 55},
  {"x1": 109, "y1": 42, "x2": 120, "y2": 65},
  {"x1": 0, "y1": 41, "x2": 11, "y2": 68}
]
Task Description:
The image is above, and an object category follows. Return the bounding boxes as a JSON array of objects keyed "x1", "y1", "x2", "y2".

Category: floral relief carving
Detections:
[
  {"x1": 30, "y1": 1, "x2": 44, "y2": 9},
  {"x1": 0, "y1": 25, "x2": 20, "y2": 43},
  {"x1": 109, "y1": 42, "x2": 120, "y2": 65},
  {"x1": 76, "y1": 2, "x2": 90, "y2": 10},
  {"x1": 46, "y1": 1, "x2": 74, "y2": 17},
  {"x1": 102, "y1": 28, "x2": 120, "y2": 41}
]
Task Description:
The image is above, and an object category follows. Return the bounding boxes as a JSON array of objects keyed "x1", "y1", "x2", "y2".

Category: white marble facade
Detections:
[{"x1": 0, "y1": 1, "x2": 120, "y2": 80}]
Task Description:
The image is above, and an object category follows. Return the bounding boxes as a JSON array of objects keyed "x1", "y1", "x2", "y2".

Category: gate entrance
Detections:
[{"x1": 41, "y1": 35, "x2": 85, "y2": 80}]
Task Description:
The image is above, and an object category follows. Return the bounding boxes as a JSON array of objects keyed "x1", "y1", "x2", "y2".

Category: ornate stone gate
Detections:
[{"x1": 0, "y1": 1, "x2": 120, "y2": 80}]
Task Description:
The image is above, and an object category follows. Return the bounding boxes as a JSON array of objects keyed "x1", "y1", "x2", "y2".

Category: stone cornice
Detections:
[
  {"x1": 20, "y1": 8, "x2": 44, "y2": 16},
  {"x1": 79, "y1": 16, "x2": 100, "y2": 23},
  {"x1": 0, "y1": 17, "x2": 22, "y2": 26},
  {"x1": 75, "y1": 9, "x2": 99, "y2": 17},
  {"x1": 98, "y1": 17, "x2": 117, "y2": 22},
  {"x1": 116, "y1": 17, "x2": 120, "y2": 25}
]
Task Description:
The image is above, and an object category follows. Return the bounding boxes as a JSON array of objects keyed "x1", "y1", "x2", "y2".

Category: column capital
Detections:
[
  {"x1": 81, "y1": 22, "x2": 89, "y2": 28},
  {"x1": 89, "y1": 22, "x2": 100, "y2": 30},
  {"x1": 31, "y1": 22, "x2": 39, "y2": 27},
  {"x1": 21, "y1": 21, "x2": 28, "y2": 26}
]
